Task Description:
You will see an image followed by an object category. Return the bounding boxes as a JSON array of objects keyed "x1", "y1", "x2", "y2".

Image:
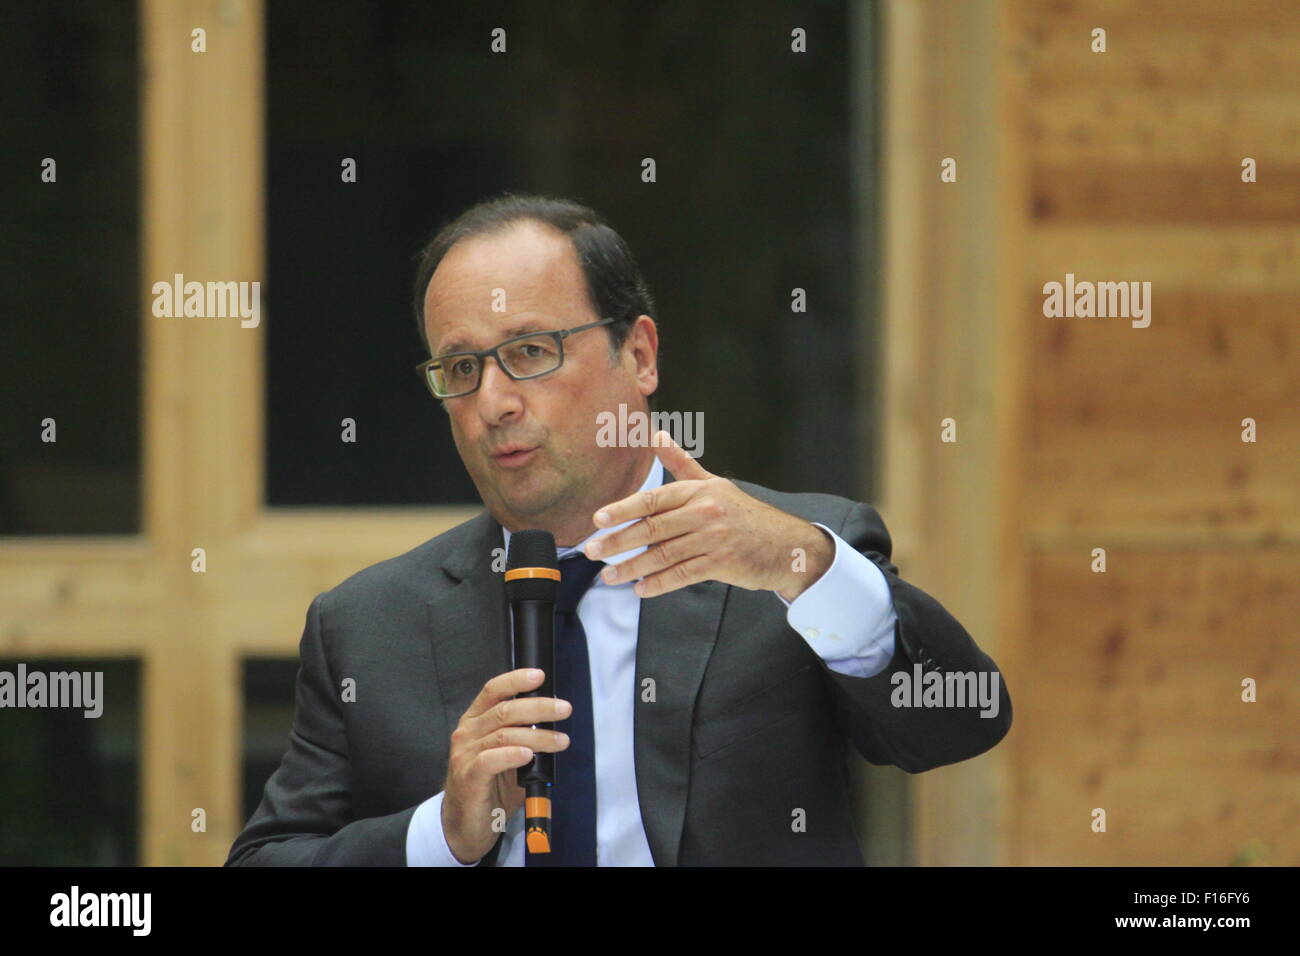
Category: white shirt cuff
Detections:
[
  {"x1": 775, "y1": 522, "x2": 898, "y2": 678},
  {"x1": 406, "y1": 791, "x2": 478, "y2": 866}
]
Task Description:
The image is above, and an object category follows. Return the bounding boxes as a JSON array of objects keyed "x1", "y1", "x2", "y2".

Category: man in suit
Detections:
[{"x1": 227, "y1": 193, "x2": 1011, "y2": 867}]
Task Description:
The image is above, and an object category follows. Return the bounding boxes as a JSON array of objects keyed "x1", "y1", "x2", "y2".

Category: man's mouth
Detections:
[{"x1": 490, "y1": 445, "x2": 539, "y2": 468}]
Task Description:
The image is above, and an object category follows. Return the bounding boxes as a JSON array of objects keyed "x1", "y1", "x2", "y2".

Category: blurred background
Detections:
[{"x1": 0, "y1": 0, "x2": 1295, "y2": 866}]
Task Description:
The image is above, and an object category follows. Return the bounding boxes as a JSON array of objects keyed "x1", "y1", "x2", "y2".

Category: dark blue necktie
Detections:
[{"x1": 527, "y1": 552, "x2": 604, "y2": 867}]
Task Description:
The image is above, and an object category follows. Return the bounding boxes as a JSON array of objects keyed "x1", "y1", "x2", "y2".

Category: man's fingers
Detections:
[
  {"x1": 465, "y1": 726, "x2": 571, "y2": 763},
  {"x1": 445, "y1": 672, "x2": 572, "y2": 860},
  {"x1": 462, "y1": 667, "x2": 544, "y2": 720},
  {"x1": 634, "y1": 552, "x2": 715, "y2": 599},
  {"x1": 462, "y1": 693, "x2": 571, "y2": 743},
  {"x1": 592, "y1": 474, "x2": 695, "y2": 530},
  {"x1": 469, "y1": 744, "x2": 538, "y2": 784},
  {"x1": 490, "y1": 695, "x2": 572, "y2": 730},
  {"x1": 599, "y1": 530, "x2": 711, "y2": 589},
  {"x1": 584, "y1": 499, "x2": 700, "y2": 562}
]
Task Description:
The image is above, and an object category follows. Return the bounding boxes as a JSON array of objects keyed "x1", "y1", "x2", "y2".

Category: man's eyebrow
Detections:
[{"x1": 436, "y1": 321, "x2": 552, "y2": 357}]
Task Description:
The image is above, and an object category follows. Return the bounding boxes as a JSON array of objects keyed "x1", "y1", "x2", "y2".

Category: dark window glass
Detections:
[
  {"x1": 239, "y1": 657, "x2": 298, "y2": 823},
  {"x1": 0, "y1": 2, "x2": 140, "y2": 534},
  {"x1": 266, "y1": 0, "x2": 866, "y2": 505},
  {"x1": 0, "y1": 658, "x2": 140, "y2": 865}
]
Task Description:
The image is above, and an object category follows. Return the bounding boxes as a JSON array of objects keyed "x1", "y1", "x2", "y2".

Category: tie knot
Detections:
[{"x1": 557, "y1": 553, "x2": 605, "y2": 614}]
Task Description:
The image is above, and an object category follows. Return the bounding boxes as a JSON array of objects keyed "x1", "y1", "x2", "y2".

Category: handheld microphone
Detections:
[{"x1": 504, "y1": 529, "x2": 560, "y2": 854}]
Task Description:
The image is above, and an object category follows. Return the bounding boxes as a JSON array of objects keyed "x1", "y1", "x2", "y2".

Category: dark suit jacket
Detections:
[{"x1": 226, "y1": 470, "x2": 1011, "y2": 866}]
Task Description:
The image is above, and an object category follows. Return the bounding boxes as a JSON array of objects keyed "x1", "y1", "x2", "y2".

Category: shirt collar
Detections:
[{"x1": 501, "y1": 456, "x2": 664, "y2": 565}]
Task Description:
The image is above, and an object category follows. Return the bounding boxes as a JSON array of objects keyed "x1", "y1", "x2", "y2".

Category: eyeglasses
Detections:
[{"x1": 416, "y1": 318, "x2": 617, "y2": 399}]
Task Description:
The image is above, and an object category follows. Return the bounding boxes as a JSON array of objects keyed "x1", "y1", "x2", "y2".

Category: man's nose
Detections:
[{"x1": 475, "y1": 357, "x2": 524, "y2": 421}]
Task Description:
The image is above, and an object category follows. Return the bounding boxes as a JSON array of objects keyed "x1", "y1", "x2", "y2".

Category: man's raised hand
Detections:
[{"x1": 583, "y1": 431, "x2": 835, "y2": 602}]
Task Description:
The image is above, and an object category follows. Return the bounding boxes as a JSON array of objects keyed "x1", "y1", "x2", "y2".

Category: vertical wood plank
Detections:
[
  {"x1": 880, "y1": 0, "x2": 1012, "y2": 865},
  {"x1": 140, "y1": 0, "x2": 264, "y2": 865}
]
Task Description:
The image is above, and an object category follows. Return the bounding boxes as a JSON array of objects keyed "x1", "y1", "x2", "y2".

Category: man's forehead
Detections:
[
  {"x1": 426, "y1": 222, "x2": 580, "y2": 303},
  {"x1": 423, "y1": 222, "x2": 592, "y2": 350}
]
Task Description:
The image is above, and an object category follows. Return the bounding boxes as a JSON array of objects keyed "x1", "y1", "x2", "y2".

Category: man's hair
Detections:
[{"x1": 410, "y1": 192, "x2": 658, "y2": 363}]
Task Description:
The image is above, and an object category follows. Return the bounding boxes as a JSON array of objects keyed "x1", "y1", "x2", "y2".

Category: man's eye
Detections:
[{"x1": 453, "y1": 359, "x2": 476, "y2": 376}]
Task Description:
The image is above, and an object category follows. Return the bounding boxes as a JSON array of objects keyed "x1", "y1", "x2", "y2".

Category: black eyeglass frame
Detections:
[{"x1": 416, "y1": 317, "x2": 618, "y2": 399}]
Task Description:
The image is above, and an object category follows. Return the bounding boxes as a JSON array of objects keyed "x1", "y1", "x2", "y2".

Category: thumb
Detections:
[{"x1": 652, "y1": 430, "x2": 710, "y2": 479}]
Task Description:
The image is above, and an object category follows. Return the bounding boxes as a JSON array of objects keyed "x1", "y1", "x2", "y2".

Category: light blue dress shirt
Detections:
[{"x1": 407, "y1": 456, "x2": 898, "y2": 865}]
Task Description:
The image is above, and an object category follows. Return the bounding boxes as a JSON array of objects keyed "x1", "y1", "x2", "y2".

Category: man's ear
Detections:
[{"x1": 628, "y1": 314, "x2": 659, "y2": 395}]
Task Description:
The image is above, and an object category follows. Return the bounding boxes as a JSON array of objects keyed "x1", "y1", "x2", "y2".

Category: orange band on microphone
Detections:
[
  {"x1": 525, "y1": 796, "x2": 552, "y2": 819},
  {"x1": 505, "y1": 567, "x2": 562, "y2": 582}
]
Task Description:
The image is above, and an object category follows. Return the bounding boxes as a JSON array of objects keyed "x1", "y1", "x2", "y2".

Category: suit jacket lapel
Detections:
[
  {"x1": 430, "y1": 509, "x2": 511, "y2": 866},
  {"x1": 431, "y1": 509, "x2": 511, "y2": 724},
  {"x1": 632, "y1": 466, "x2": 728, "y2": 866}
]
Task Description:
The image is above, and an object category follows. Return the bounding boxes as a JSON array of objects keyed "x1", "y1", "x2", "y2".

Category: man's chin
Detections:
[{"x1": 489, "y1": 475, "x2": 565, "y2": 519}]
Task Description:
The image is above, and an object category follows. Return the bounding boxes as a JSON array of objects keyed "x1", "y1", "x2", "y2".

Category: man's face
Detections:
[{"x1": 422, "y1": 220, "x2": 658, "y2": 542}]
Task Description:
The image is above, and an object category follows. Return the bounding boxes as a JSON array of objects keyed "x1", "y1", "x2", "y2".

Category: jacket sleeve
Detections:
[
  {"x1": 815, "y1": 501, "x2": 1012, "y2": 773},
  {"x1": 225, "y1": 593, "x2": 418, "y2": 866}
]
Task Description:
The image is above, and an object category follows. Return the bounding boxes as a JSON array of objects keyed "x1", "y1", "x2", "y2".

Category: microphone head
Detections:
[{"x1": 505, "y1": 529, "x2": 560, "y2": 602}]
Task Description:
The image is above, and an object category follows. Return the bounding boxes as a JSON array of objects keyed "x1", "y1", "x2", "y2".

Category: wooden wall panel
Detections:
[
  {"x1": 1002, "y1": 0, "x2": 1300, "y2": 866},
  {"x1": 1024, "y1": 287, "x2": 1300, "y2": 537},
  {"x1": 1012, "y1": 549, "x2": 1300, "y2": 865}
]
